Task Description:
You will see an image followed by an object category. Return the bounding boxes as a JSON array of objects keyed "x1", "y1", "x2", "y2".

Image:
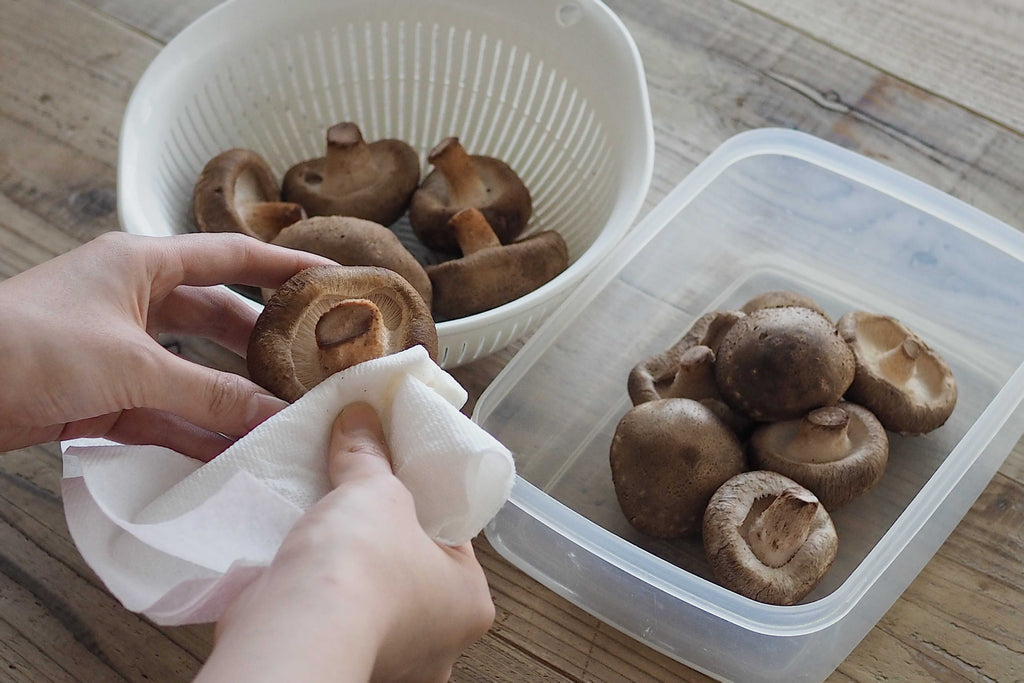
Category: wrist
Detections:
[{"x1": 197, "y1": 562, "x2": 390, "y2": 682}]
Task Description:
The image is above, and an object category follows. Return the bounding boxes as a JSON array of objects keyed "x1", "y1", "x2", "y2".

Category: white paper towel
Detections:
[{"x1": 60, "y1": 346, "x2": 515, "y2": 625}]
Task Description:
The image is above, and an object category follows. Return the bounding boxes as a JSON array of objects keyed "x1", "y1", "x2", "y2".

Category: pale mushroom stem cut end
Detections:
[
  {"x1": 314, "y1": 299, "x2": 386, "y2": 375},
  {"x1": 791, "y1": 406, "x2": 853, "y2": 464},
  {"x1": 323, "y1": 122, "x2": 376, "y2": 190},
  {"x1": 427, "y1": 137, "x2": 488, "y2": 204},
  {"x1": 450, "y1": 208, "x2": 502, "y2": 255},
  {"x1": 747, "y1": 488, "x2": 820, "y2": 568}
]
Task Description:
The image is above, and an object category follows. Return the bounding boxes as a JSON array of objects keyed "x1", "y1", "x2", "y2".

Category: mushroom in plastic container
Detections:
[
  {"x1": 409, "y1": 137, "x2": 532, "y2": 253},
  {"x1": 609, "y1": 398, "x2": 746, "y2": 538},
  {"x1": 425, "y1": 208, "x2": 568, "y2": 319},
  {"x1": 282, "y1": 121, "x2": 420, "y2": 226},
  {"x1": 247, "y1": 265, "x2": 438, "y2": 402},
  {"x1": 703, "y1": 470, "x2": 839, "y2": 605},
  {"x1": 626, "y1": 310, "x2": 750, "y2": 436},
  {"x1": 193, "y1": 148, "x2": 306, "y2": 241},
  {"x1": 715, "y1": 306, "x2": 856, "y2": 422},
  {"x1": 739, "y1": 289, "x2": 832, "y2": 321},
  {"x1": 749, "y1": 402, "x2": 889, "y2": 509},
  {"x1": 837, "y1": 311, "x2": 957, "y2": 434},
  {"x1": 270, "y1": 216, "x2": 432, "y2": 307}
]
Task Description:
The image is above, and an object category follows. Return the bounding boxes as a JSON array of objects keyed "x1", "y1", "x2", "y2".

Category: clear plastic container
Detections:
[{"x1": 476, "y1": 128, "x2": 1024, "y2": 681}]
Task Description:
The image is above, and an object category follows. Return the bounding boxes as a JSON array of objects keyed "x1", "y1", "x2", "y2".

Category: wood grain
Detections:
[
  {"x1": 0, "y1": 0, "x2": 1022, "y2": 680},
  {"x1": 735, "y1": 0, "x2": 1024, "y2": 133}
]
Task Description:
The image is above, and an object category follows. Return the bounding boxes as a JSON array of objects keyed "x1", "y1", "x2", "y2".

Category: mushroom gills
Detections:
[
  {"x1": 744, "y1": 489, "x2": 819, "y2": 567},
  {"x1": 247, "y1": 265, "x2": 438, "y2": 402},
  {"x1": 838, "y1": 310, "x2": 957, "y2": 434},
  {"x1": 860, "y1": 331, "x2": 945, "y2": 401},
  {"x1": 239, "y1": 202, "x2": 306, "y2": 242}
]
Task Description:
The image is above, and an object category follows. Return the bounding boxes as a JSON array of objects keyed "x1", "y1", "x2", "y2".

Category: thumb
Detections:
[{"x1": 328, "y1": 402, "x2": 394, "y2": 487}]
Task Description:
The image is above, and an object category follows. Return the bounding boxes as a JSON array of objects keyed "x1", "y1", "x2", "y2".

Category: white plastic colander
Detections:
[{"x1": 118, "y1": 0, "x2": 654, "y2": 367}]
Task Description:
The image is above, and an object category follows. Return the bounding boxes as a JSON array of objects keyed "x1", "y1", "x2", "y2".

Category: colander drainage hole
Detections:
[{"x1": 556, "y1": 3, "x2": 583, "y2": 27}]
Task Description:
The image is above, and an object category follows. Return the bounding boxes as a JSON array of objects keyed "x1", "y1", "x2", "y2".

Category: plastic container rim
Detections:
[{"x1": 477, "y1": 127, "x2": 1024, "y2": 637}]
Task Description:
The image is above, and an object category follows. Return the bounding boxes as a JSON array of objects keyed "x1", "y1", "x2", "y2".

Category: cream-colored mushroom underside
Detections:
[
  {"x1": 853, "y1": 317, "x2": 948, "y2": 401},
  {"x1": 289, "y1": 288, "x2": 406, "y2": 391}
]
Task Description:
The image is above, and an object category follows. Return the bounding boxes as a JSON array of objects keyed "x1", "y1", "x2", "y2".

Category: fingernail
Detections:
[
  {"x1": 337, "y1": 401, "x2": 380, "y2": 435},
  {"x1": 247, "y1": 392, "x2": 288, "y2": 429}
]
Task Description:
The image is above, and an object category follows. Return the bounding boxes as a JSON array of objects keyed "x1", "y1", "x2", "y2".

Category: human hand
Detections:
[
  {"x1": 198, "y1": 402, "x2": 495, "y2": 682},
  {"x1": 0, "y1": 231, "x2": 333, "y2": 459}
]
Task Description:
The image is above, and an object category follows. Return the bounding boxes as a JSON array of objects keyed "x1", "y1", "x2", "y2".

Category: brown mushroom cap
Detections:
[
  {"x1": 409, "y1": 137, "x2": 532, "y2": 253},
  {"x1": 740, "y1": 290, "x2": 831, "y2": 321},
  {"x1": 749, "y1": 402, "x2": 889, "y2": 509},
  {"x1": 425, "y1": 208, "x2": 567, "y2": 319},
  {"x1": 281, "y1": 122, "x2": 420, "y2": 226},
  {"x1": 193, "y1": 148, "x2": 306, "y2": 241},
  {"x1": 247, "y1": 265, "x2": 438, "y2": 402},
  {"x1": 703, "y1": 471, "x2": 838, "y2": 605},
  {"x1": 609, "y1": 398, "x2": 747, "y2": 538},
  {"x1": 715, "y1": 306, "x2": 856, "y2": 422},
  {"x1": 271, "y1": 216, "x2": 432, "y2": 307},
  {"x1": 837, "y1": 311, "x2": 957, "y2": 434}
]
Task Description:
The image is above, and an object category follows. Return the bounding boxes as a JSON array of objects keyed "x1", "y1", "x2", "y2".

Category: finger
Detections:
[
  {"x1": 136, "y1": 352, "x2": 288, "y2": 438},
  {"x1": 104, "y1": 408, "x2": 235, "y2": 462},
  {"x1": 150, "y1": 233, "x2": 336, "y2": 292},
  {"x1": 328, "y1": 402, "x2": 394, "y2": 487},
  {"x1": 61, "y1": 409, "x2": 234, "y2": 462},
  {"x1": 149, "y1": 285, "x2": 258, "y2": 356}
]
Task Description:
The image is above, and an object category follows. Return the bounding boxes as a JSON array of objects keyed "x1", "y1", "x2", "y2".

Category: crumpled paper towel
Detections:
[{"x1": 60, "y1": 346, "x2": 515, "y2": 625}]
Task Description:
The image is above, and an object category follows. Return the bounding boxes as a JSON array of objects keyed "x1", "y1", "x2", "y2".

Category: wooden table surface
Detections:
[{"x1": 2, "y1": 0, "x2": 1023, "y2": 680}]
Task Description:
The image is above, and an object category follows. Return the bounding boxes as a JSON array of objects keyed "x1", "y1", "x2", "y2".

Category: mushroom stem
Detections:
[
  {"x1": 665, "y1": 345, "x2": 719, "y2": 400},
  {"x1": 449, "y1": 208, "x2": 502, "y2": 256},
  {"x1": 747, "y1": 488, "x2": 820, "y2": 567},
  {"x1": 788, "y1": 406, "x2": 853, "y2": 464},
  {"x1": 240, "y1": 202, "x2": 306, "y2": 242},
  {"x1": 428, "y1": 137, "x2": 488, "y2": 205},
  {"x1": 876, "y1": 338, "x2": 921, "y2": 383},
  {"x1": 314, "y1": 299, "x2": 387, "y2": 374},
  {"x1": 323, "y1": 122, "x2": 378, "y2": 192}
]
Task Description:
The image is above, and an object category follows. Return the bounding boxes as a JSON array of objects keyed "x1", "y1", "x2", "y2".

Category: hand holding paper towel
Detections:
[{"x1": 61, "y1": 346, "x2": 515, "y2": 625}]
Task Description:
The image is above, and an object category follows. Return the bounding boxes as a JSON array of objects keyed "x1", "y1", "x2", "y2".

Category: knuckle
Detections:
[{"x1": 205, "y1": 373, "x2": 246, "y2": 417}]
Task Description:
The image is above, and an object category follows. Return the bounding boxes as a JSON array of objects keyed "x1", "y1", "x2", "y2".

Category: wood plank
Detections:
[
  {"x1": 0, "y1": 0, "x2": 154, "y2": 255},
  {"x1": 604, "y1": 0, "x2": 1024, "y2": 230},
  {"x1": 78, "y1": 0, "x2": 221, "y2": 44},
  {"x1": 0, "y1": 513, "x2": 202, "y2": 681},
  {"x1": 1, "y1": 0, "x2": 1023, "y2": 680},
  {"x1": 735, "y1": 0, "x2": 1024, "y2": 134}
]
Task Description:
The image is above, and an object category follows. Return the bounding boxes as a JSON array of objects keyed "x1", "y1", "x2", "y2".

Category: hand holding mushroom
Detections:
[{"x1": 0, "y1": 231, "x2": 333, "y2": 460}]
